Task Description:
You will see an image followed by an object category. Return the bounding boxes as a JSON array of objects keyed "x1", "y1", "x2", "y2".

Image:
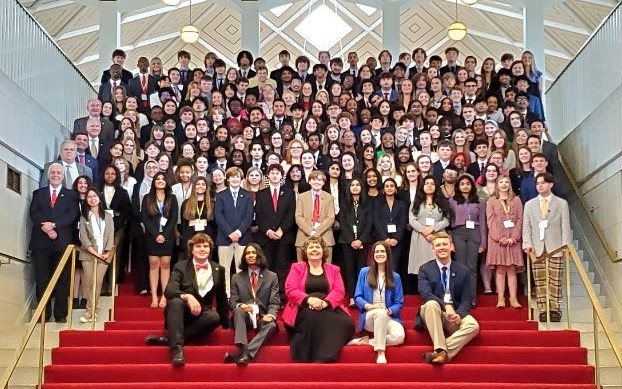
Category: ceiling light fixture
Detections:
[
  {"x1": 180, "y1": 0, "x2": 199, "y2": 43},
  {"x1": 447, "y1": 0, "x2": 467, "y2": 41},
  {"x1": 162, "y1": 0, "x2": 182, "y2": 5}
]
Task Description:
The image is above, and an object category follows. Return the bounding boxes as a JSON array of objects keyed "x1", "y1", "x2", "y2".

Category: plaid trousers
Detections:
[{"x1": 531, "y1": 254, "x2": 563, "y2": 313}]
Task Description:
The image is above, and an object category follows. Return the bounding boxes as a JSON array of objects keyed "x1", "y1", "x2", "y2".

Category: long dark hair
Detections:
[
  {"x1": 239, "y1": 243, "x2": 268, "y2": 270},
  {"x1": 367, "y1": 241, "x2": 395, "y2": 290},
  {"x1": 342, "y1": 177, "x2": 368, "y2": 211},
  {"x1": 413, "y1": 176, "x2": 451, "y2": 218},
  {"x1": 144, "y1": 171, "x2": 173, "y2": 215},
  {"x1": 453, "y1": 174, "x2": 479, "y2": 204},
  {"x1": 82, "y1": 187, "x2": 106, "y2": 220}
]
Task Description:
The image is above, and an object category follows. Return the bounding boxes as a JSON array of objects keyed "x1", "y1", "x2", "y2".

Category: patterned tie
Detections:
[
  {"x1": 65, "y1": 165, "x2": 73, "y2": 189},
  {"x1": 540, "y1": 198, "x2": 549, "y2": 219},
  {"x1": 232, "y1": 190, "x2": 238, "y2": 207},
  {"x1": 441, "y1": 266, "x2": 448, "y2": 291}
]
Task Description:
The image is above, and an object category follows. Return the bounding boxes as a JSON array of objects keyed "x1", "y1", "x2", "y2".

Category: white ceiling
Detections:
[{"x1": 19, "y1": 0, "x2": 619, "y2": 86}]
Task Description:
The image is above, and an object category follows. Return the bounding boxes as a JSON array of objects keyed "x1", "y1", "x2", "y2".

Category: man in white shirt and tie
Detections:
[
  {"x1": 249, "y1": 142, "x2": 265, "y2": 172},
  {"x1": 144, "y1": 234, "x2": 229, "y2": 366},
  {"x1": 40, "y1": 140, "x2": 92, "y2": 188}
]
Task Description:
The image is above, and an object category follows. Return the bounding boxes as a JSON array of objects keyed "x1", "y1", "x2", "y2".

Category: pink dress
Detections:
[{"x1": 486, "y1": 196, "x2": 524, "y2": 271}]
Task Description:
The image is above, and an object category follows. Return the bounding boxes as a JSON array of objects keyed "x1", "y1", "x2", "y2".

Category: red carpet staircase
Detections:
[{"x1": 43, "y1": 282, "x2": 595, "y2": 389}]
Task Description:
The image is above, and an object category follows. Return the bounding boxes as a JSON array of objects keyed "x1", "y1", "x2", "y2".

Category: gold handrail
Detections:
[
  {"x1": 527, "y1": 244, "x2": 622, "y2": 387},
  {"x1": 0, "y1": 245, "x2": 117, "y2": 389}
]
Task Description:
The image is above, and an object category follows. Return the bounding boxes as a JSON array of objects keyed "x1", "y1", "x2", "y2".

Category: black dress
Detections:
[
  {"x1": 289, "y1": 272, "x2": 355, "y2": 362},
  {"x1": 141, "y1": 196, "x2": 178, "y2": 256}
]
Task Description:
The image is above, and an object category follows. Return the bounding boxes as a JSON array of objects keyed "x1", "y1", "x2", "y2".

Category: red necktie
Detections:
[
  {"x1": 78, "y1": 154, "x2": 85, "y2": 165},
  {"x1": 251, "y1": 271, "x2": 257, "y2": 292},
  {"x1": 312, "y1": 193, "x2": 320, "y2": 223},
  {"x1": 51, "y1": 189, "x2": 57, "y2": 208},
  {"x1": 272, "y1": 188, "x2": 278, "y2": 213},
  {"x1": 141, "y1": 75, "x2": 149, "y2": 107},
  {"x1": 195, "y1": 263, "x2": 209, "y2": 271}
]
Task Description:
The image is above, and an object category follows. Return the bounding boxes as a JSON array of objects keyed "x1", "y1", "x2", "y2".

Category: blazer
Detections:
[
  {"x1": 295, "y1": 190, "x2": 336, "y2": 246},
  {"x1": 72, "y1": 117, "x2": 115, "y2": 143},
  {"x1": 440, "y1": 65, "x2": 463, "y2": 76},
  {"x1": 140, "y1": 196, "x2": 178, "y2": 239},
  {"x1": 374, "y1": 89, "x2": 399, "y2": 102},
  {"x1": 29, "y1": 186, "x2": 80, "y2": 251},
  {"x1": 254, "y1": 186, "x2": 296, "y2": 246},
  {"x1": 229, "y1": 268, "x2": 280, "y2": 318},
  {"x1": 214, "y1": 188, "x2": 254, "y2": 246},
  {"x1": 417, "y1": 259, "x2": 473, "y2": 320},
  {"x1": 101, "y1": 185, "x2": 131, "y2": 231},
  {"x1": 432, "y1": 160, "x2": 450, "y2": 185},
  {"x1": 100, "y1": 68, "x2": 133, "y2": 85},
  {"x1": 39, "y1": 161, "x2": 93, "y2": 189},
  {"x1": 337, "y1": 198, "x2": 372, "y2": 244},
  {"x1": 354, "y1": 267, "x2": 404, "y2": 332},
  {"x1": 75, "y1": 153, "x2": 100, "y2": 185},
  {"x1": 372, "y1": 197, "x2": 408, "y2": 241},
  {"x1": 164, "y1": 259, "x2": 230, "y2": 328},
  {"x1": 127, "y1": 74, "x2": 158, "y2": 111},
  {"x1": 98, "y1": 80, "x2": 127, "y2": 104},
  {"x1": 522, "y1": 194, "x2": 570, "y2": 257},
  {"x1": 282, "y1": 262, "x2": 349, "y2": 327},
  {"x1": 78, "y1": 213, "x2": 115, "y2": 262}
]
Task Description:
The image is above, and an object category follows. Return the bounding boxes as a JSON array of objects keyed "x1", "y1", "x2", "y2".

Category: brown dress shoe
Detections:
[{"x1": 431, "y1": 350, "x2": 449, "y2": 365}]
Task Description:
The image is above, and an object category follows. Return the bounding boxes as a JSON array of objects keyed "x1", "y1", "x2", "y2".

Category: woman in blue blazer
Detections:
[{"x1": 353, "y1": 241, "x2": 405, "y2": 364}]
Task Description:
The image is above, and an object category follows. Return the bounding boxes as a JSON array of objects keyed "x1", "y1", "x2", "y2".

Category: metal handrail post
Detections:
[
  {"x1": 91, "y1": 257, "x2": 98, "y2": 331},
  {"x1": 110, "y1": 252, "x2": 117, "y2": 322},
  {"x1": 565, "y1": 249, "x2": 571, "y2": 328},
  {"x1": 37, "y1": 307, "x2": 45, "y2": 388},
  {"x1": 593, "y1": 309, "x2": 600, "y2": 386},
  {"x1": 68, "y1": 247, "x2": 76, "y2": 329}
]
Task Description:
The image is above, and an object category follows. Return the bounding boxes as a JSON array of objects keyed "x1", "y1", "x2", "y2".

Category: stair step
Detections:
[{"x1": 42, "y1": 383, "x2": 599, "y2": 389}]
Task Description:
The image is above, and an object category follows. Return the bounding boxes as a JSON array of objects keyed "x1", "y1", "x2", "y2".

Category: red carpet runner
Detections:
[{"x1": 43, "y1": 282, "x2": 595, "y2": 389}]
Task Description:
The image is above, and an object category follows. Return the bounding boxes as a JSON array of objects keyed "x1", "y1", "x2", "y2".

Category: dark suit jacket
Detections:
[
  {"x1": 75, "y1": 154, "x2": 100, "y2": 184},
  {"x1": 127, "y1": 74, "x2": 158, "y2": 112},
  {"x1": 29, "y1": 186, "x2": 80, "y2": 251},
  {"x1": 466, "y1": 161, "x2": 486, "y2": 181},
  {"x1": 98, "y1": 80, "x2": 126, "y2": 104},
  {"x1": 372, "y1": 197, "x2": 408, "y2": 241},
  {"x1": 440, "y1": 65, "x2": 463, "y2": 77},
  {"x1": 141, "y1": 196, "x2": 178, "y2": 241},
  {"x1": 72, "y1": 117, "x2": 115, "y2": 143},
  {"x1": 337, "y1": 198, "x2": 372, "y2": 244},
  {"x1": 229, "y1": 268, "x2": 280, "y2": 318},
  {"x1": 164, "y1": 259, "x2": 229, "y2": 328},
  {"x1": 311, "y1": 78, "x2": 334, "y2": 96},
  {"x1": 214, "y1": 188, "x2": 254, "y2": 246},
  {"x1": 101, "y1": 185, "x2": 131, "y2": 231},
  {"x1": 39, "y1": 161, "x2": 93, "y2": 188},
  {"x1": 101, "y1": 68, "x2": 133, "y2": 85},
  {"x1": 417, "y1": 259, "x2": 473, "y2": 319},
  {"x1": 254, "y1": 186, "x2": 296, "y2": 246},
  {"x1": 432, "y1": 160, "x2": 450, "y2": 185}
]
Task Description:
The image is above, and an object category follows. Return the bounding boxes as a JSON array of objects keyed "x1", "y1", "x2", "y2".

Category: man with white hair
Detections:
[
  {"x1": 39, "y1": 140, "x2": 93, "y2": 188},
  {"x1": 72, "y1": 98, "x2": 114, "y2": 142},
  {"x1": 29, "y1": 163, "x2": 80, "y2": 322}
]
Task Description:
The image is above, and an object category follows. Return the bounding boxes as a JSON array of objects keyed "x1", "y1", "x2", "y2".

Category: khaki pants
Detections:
[
  {"x1": 81, "y1": 258, "x2": 109, "y2": 315},
  {"x1": 218, "y1": 243, "x2": 245, "y2": 296},
  {"x1": 419, "y1": 300, "x2": 479, "y2": 359},
  {"x1": 532, "y1": 254, "x2": 563, "y2": 313}
]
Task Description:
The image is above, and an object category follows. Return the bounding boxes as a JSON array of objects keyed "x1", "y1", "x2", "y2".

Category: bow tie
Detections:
[{"x1": 195, "y1": 263, "x2": 209, "y2": 271}]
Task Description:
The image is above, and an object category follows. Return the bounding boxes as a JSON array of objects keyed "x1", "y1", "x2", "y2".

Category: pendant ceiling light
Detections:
[
  {"x1": 447, "y1": 0, "x2": 467, "y2": 41},
  {"x1": 162, "y1": 0, "x2": 182, "y2": 5},
  {"x1": 461, "y1": 0, "x2": 479, "y2": 5},
  {"x1": 180, "y1": 0, "x2": 200, "y2": 43}
]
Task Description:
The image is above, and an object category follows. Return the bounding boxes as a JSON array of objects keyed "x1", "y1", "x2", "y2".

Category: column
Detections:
[
  {"x1": 382, "y1": 0, "x2": 402, "y2": 63},
  {"x1": 523, "y1": 1, "x2": 545, "y2": 75},
  {"x1": 99, "y1": 1, "x2": 121, "y2": 75},
  {"x1": 240, "y1": 1, "x2": 260, "y2": 57}
]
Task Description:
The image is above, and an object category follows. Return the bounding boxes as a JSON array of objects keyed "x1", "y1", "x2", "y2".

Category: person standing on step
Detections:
[
  {"x1": 144, "y1": 233, "x2": 229, "y2": 366},
  {"x1": 522, "y1": 172, "x2": 570, "y2": 322},
  {"x1": 416, "y1": 232, "x2": 480, "y2": 365},
  {"x1": 225, "y1": 244, "x2": 280, "y2": 366}
]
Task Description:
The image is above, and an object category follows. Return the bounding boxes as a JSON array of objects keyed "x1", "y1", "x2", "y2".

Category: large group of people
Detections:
[{"x1": 30, "y1": 44, "x2": 571, "y2": 367}]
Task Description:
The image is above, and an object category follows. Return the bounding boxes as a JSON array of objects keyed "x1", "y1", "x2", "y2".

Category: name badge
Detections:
[
  {"x1": 425, "y1": 218, "x2": 435, "y2": 226},
  {"x1": 443, "y1": 293, "x2": 452, "y2": 304},
  {"x1": 503, "y1": 220, "x2": 515, "y2": 229},
  {"x1": 160, "y1": 217, "x2": 168, "y2": 227},
  {"x1": 352, "y1": 225, "x2": 357, "y2": 235},
  {"x1": 387, "y1": 224, "x2": 397, "y2": 233},
  {"x1": 141, "y1": 94, "x2": 148, "y2": 100},
  {"x1": 538, "y1": 220, "x2": 548, "y2": 229},
  {"x1": 313, "y1": 222, "x2": 321, "y2": 229},
  {"x1": 465, "y1": 220, "x2": 475, "y2": 229},
  {"x1": 194, "y1": 219, "x2": 205, "y2": 231}
]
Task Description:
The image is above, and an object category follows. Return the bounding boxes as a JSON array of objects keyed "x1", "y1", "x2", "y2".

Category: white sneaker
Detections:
[
  {"x1": 79, "y1": 313, "x2": 97, "y2": 323},
  {"x1": 376, "y1": 354, "x2": 387, "y2": 364}
]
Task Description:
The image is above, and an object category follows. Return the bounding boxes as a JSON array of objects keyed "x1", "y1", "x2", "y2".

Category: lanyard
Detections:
[
  {"x1": 196, "y1": 201, "x2": 205, "y2": 218},
  {"x1": 378, "y1": 278, "x2": 385, "y2": 298},
  {"x1": 500, "y1": 199, "x2": 510, "y2": 216},
  {"x1": 93, "y1": 213, "x2": 103, "y2": 233},
  {"x1": 465, "y1": 203, "x2": 472, "y2": 221},
  {"x1": 181, "y1": 185, "x2": 191, "y2": 201}
]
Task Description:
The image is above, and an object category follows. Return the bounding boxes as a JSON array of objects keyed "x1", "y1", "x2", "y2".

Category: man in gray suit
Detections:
[
  {"x1": 225, "y1": 243, "x2": 280, "y2": 366},
  {"x1": 40, "y1": 140, "x2": 92, "y2": 188},
  {"x1": 522, "y1": 172, "x2": 571, "y2": 322},
  {"x1": 72, "y1": 98, "x2": 115, "y2": 143}
]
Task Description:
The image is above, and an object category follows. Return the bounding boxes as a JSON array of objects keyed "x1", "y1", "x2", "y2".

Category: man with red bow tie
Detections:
[{"x1": 144, "y1": 233, "x2": 229, "y2": 366}]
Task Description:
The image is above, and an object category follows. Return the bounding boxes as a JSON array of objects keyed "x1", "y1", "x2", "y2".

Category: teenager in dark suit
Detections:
[
  {"x1": 417, "y1": 232, "x2": 479, "y2": 365},
  {"x1": 98, "y1": 64, "x2": 126, "y2": 104},
  {"x1": 225, "y1": 244, "x2": 280, "y2": 365},
  {"x1": 29, "y1": 163, "x2": 80, "y2": 322},
  {"x1": 127, "y1": 57, "x2": 158, "y2": 114},
  {"x1": 254, "y1": 164, "x2": 296, "y2": 301},
  {"x1": 100, "y1": 49, "x2": 133, "y2": 85},
  {"x1": 144, "y1": 233, "x2": 229, "y2": 366},
  {"x1": 373, "y1": 178, "x2": 408, "y2": 272},
  {"x1": 214, "y1": 167, "x2": 254, "y2": 296}
]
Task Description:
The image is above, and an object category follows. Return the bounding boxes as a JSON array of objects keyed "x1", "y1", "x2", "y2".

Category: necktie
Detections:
[
  {"x1": 319, "y1": 84, "x2": 323, "y2": 90},
  {"x1": 384, "y1": 93, "x2": 389, "y2": 100},
  {"x1": 65, "y1": 165, "x2": 73, "y2": 189},
  {"x1": 78, "y1": 154, "x2": 85, "y2": 165},
  {"x1": 195, "y1": 263, "x2": 209, "y2": 271},
  {"x1": 91, "y1": 139, "x2": 98, "y2": 158},
  {"x1": 272, "y1": 188, "x2": 278, "y2": 212},
  {"x1": 276, "y1": 118, "x2": 281, "y2": 129},
  {"x1": 441, "y1": 266, "x2": 448, "y2": 291},
  {"x1": 540, "y1": 198, "x2": 549, "y2": 219},
  {"x1": 468, "y1": 99, "x2": 473, "y2": 104},
  {"x1": 218, "y1": 162, "x2": 224, "y2": 170},
  {"x1": 251, "y1": 271, "x2": 257, "y2": 292},
  {"x1": 51, "y1": 189, "x2": 57, "y2": 208},
  {"x1": 480, "y1": 162, "x2": 485, "y2": 175},
  {"x1": 232, "y1": 191, "x2": 238, "y2": 207},
  {"x1": 312, "y1": 193, "x2": 320, "y2": 223}
]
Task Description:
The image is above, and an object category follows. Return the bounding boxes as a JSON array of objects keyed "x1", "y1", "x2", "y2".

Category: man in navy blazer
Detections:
[
  {"x1": 29, "y1": 163, "x2": 80, "y2": 322},
  {"x1": 214, "y1": 167, "x2": 254, "y2": 296},
  {"x1": 416, "y1": 232, "x2": 479, "y2": 364}
]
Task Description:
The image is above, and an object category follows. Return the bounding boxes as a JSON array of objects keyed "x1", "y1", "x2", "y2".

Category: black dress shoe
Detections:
[
  {"x1": 236, "y1": 353, "x2": 252, "y2": 366},
  {"x1": 145, "y1": 334, "x2": 169, "y2": 346},
  {"x1": 170, "y1": 345, "x2": 185, "y2": 366},
  {"x1": 224, "y1": 352, "x2": 238, "y2": 364},
  {"x1": 55, "y1": 317, "x2": 67, "y2": 323},
  {"x1": 550, "y1": 311, "x2": 562, "y2": 322},
  {"x1": 539, "y1": 312, "x2": 547, "y2": 322},
  {"x1": 422, "y1": 351, "x2": 436, "y2": 364}
]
